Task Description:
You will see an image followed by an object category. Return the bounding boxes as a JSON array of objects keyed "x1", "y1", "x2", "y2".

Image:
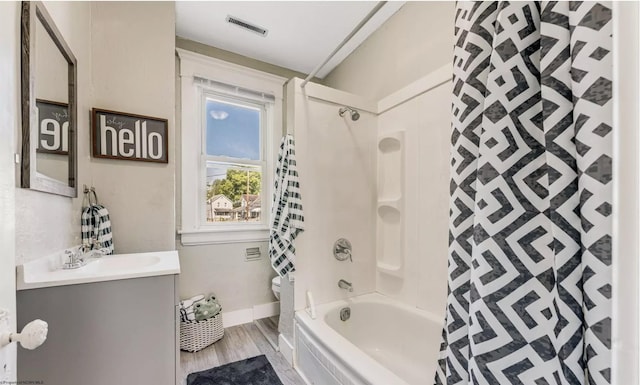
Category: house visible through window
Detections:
[{"x1": 203, "y1": 96, "x2": 265, "y2": 225}]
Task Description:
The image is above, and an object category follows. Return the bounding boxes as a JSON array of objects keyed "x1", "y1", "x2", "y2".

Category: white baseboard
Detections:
[
  {"x1": 222, "y1": 308, "x2": 253, "y2": 328},
  {"x1": 222, "y1": 301, "x2": 280, "y2": 328},
  {"x1": 253, "y1": 301, "x2": 280, "y2": 319},
  {"x1": 279, "y1": 333, "x2": 294, "y2": 367}
]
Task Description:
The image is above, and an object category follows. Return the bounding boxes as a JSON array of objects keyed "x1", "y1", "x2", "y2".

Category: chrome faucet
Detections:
[
  {"x1": 62, "y1": 249, "x2": 87, "y2": 270},
  {"x1": 61, "y1": 246, "x2": 109, "y2": 270},
  {"x1": 84, "y1": 247, "x2": 109, "y2": 259},
  {"x1": 338, "y1": 279, "x2": 353, "y2": 292}
]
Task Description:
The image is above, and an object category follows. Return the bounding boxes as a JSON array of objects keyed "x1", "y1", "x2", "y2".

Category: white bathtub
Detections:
[{"x1": 294, "y1": 293, "x2": 444, "y2": 385}]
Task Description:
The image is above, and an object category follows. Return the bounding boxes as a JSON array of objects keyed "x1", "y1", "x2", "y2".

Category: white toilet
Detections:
[{"x1": 271, "y1": 276, "x2": 281, "y2": 300}]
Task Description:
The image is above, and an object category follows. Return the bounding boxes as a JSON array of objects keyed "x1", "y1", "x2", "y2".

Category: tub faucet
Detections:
[{"x1": 338, "y1": 279, "x2": 353, "y2": 292}]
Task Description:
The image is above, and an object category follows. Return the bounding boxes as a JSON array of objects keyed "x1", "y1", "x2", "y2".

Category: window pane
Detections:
[
  {"x1": 205, "y1": 163, "x2": 262, "y2": 223},
  {"x1": 206, "y1": 98, "x2": 260, "y2": 160}
]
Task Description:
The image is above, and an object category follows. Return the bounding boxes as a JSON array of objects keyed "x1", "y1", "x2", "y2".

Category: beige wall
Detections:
[
  {"x1": 0, "y1": 2, "x2": 19, "y2": 380},
  {"x1": 176, "y1": 37, "x2": 321, "y2": 84},
  {"x1": 177, "y1": 242, "x2": 277, "y2": 312},
  {"x1": 16, "y1": 2, "x2": 93, "y2": 265},
  {"x1": 90, "y1": 2, "x2": 176, "y2": 254},
  {"x1": 324, "y1": 2, "x2": 455, "y2": 100},
  {"x1": 16, "y1": 2, "x2": 176, "y2": 262}
]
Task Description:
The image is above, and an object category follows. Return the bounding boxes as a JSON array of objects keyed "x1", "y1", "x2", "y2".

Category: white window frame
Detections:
[{"x1": 177, "y1": 49, "x2": 286, "y2": 245}]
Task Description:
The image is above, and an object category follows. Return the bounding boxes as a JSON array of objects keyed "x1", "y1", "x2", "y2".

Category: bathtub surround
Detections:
[
  {"x1": 323, "y1": 2, "x2": 455, "y2": 314},
  {"x1": 287, "y1": 79, "x2": 378, "y2": 312},
  {"x1": 438, "y1": 2, "x2": 613, "y2": 384},
  {"x1": 285, "y1": 67, "x2": 452, "y2": 384},
  {"x1": 375, "y1": 67, "x2": 452, "y2": 314}
]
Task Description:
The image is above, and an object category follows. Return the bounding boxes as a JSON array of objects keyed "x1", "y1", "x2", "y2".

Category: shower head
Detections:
[{"x1": 339, "y1": 107, "x2": 360, "y2": 121}]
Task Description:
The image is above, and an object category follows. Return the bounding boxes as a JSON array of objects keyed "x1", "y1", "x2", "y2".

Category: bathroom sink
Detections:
[
  {"x1": 17, "y1": 250, "x2": 180, "y2": 290},
  {"x1": 84, "y1": 254, "x2": 162, "y2": 272}
]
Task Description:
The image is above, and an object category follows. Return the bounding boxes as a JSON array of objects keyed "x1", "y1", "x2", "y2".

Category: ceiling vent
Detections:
[{"x1": 226, "y1": 15, "x2": 268, "y2": 37}]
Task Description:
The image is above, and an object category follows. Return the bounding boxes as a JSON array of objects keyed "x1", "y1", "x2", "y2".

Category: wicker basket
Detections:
[{"x1": 180, "y1": 312, "x2": 224, "y2": 352}]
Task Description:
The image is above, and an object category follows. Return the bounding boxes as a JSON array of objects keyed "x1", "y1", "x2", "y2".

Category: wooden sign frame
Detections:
[
  {"x1": 36, "y1": 99, "x2": 69, "y2": 155},
  {"x1": 91, "y1": 108, "x2": 168, "y2": 163}
]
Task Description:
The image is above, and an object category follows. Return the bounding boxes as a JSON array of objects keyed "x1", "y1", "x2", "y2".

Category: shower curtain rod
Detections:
[{"x1": 300, "y1": 1, "x2": 387, "y2": 88}]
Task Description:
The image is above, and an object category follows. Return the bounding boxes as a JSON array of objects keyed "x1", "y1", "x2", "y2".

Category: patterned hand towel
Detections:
[
  {"x1": 81, "y1": 204, "x2": 114, "y2": 254},
  {"x1": 269, "y1": 134, "x2": 304, "y2": 277}
]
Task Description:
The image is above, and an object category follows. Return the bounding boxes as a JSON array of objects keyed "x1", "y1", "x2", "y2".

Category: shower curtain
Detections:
[{"x1": 436, "y1": 2, "x2": 612, "y2": 385}]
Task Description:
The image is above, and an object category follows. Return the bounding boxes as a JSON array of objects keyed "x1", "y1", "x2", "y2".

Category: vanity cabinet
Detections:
[{"x1": 17, "y1": 274, "x2": 179, "y2": 385}]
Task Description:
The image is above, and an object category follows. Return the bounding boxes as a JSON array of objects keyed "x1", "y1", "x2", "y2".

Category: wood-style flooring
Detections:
[
  {"x1": 179, "y1": 319, "x2": 304, "y2": 385},
  {"x1": 254, "y1": 315, "x2": 280, "y2": 350}
]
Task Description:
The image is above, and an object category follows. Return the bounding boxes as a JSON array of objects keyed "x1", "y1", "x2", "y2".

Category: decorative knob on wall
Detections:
[{"x1": 0, "y1": 317, "x2": 48, "y2": 350}]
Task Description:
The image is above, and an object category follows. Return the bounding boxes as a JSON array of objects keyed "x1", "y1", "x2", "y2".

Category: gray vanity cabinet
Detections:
[{"x1": 17, "y1": 274, "x2": 179, "y2": 385}]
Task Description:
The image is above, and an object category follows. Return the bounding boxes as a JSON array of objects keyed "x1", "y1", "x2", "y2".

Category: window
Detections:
[
  {"x1": 178, "y1": 49, "x2": 286, "y2": 245},
  {"x1": 204, "y1": 95, "x2": 265, "y2": 225}
]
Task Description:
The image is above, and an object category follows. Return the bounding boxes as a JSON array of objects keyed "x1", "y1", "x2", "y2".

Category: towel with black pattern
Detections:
[
  {"x1": 269, "y1": 134, "x2": 304, "y2": 277},
  {"x1": 81, "y1": 204, "x2": 114, "y2": 254}
]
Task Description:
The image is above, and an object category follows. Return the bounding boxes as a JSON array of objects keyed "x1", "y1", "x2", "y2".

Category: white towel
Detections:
[
  {"x1": 179, "y1": 295, "x2": 205, "y2": 322},
  {"x1": 269, "y1": 134, "x2": 304, "y2": 277}
]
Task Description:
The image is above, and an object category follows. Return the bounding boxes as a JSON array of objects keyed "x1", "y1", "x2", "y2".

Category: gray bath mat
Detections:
[{"x1": 186, "y1": 355, "x2": 283, "y2": 385}]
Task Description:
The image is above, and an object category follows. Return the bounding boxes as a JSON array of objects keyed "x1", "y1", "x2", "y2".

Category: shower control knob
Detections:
[{"x1": 0, "y1": 319, "x2": 48, "y2": 350}]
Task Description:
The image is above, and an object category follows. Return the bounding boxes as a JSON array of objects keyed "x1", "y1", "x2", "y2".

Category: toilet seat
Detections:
[{"x1": 272, "y1": 276, "x2": 281, "y2": 300}]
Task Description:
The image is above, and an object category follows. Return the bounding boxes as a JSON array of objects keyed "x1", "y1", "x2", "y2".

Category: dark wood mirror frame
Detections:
[{"x1": 21, "y1": 1, "x2": 77, "y2": 197}]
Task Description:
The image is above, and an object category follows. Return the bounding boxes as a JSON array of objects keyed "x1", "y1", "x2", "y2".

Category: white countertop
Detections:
[{"x1": 17, "y1": 250, "x2": 181, "y2": 290}]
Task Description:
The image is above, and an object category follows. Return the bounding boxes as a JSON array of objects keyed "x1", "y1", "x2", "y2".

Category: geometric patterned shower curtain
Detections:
[{"x1": 436, "y1": 2, "x2": 612, "y2": 384}]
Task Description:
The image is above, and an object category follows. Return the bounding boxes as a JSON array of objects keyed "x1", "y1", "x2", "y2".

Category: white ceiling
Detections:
[{"x1": 176, "y1": 1, "x2": 404, "y2": 78}]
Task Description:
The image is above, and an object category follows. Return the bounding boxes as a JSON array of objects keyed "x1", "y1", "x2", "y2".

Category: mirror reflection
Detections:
[
  {"x1": 21, "y1": 0, "x2": 77, "y2": 197},
  {"x1": 34, "y1": 15, "x2": 69, "y2": 184}
]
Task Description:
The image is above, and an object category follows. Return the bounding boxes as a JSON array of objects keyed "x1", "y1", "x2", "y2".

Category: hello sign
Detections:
[
  {"x1": 91, "y1": 108, "x2": 168, "y2": 163},
  {"x1": 37, "y1": 100, "x2": 69, "y2": 155}
]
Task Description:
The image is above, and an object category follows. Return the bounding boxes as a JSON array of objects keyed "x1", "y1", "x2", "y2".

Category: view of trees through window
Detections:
[
  {"x1": 203, "y1": 96, "x2": 264, "y2": 224},
  {"x1": 205, "y1": 166, "x2": 262, "y2": 223}
]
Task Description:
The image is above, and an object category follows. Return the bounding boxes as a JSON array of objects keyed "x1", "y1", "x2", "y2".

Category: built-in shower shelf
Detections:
[
  {"x1": 378, "y1": 199, "x2": 401, "y2": 210},
  {"x1": 377, "y1": 131, "x2": 404, "y2": 278},
  {"x1": 376, "y1": 262, "x2": 403, "y2": 277}
]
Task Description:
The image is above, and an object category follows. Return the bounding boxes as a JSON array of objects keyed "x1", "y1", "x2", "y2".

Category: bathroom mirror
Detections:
[{"x1": 21, "y1": 1, "x2": 77, "y2": 197}]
